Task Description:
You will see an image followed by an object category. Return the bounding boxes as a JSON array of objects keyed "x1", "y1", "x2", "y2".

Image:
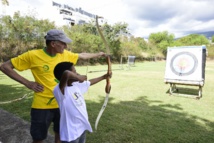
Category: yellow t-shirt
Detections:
[{"x1": 11, "y1": 48, "x2": 79, "y2": 109}]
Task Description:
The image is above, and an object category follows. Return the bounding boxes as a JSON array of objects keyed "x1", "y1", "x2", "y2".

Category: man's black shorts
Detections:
[{"x1": 30, "y1": 108, "x2": 60, "y2": 141}]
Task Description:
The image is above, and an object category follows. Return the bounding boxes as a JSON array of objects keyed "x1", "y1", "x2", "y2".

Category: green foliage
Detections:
[
  {"x1": 73, "y1": 33, "x2": 104, "y2": 53},
  {"x1": 0, "y1": 12, "x2": 55, "y2": 61},
  {"x1": 207, "y1": 45, "x2": 214, "y2": 59},
  {"x1": 82, "y1": 22, "x2": 97, "y2": 35},
  {"x1": 62, "y1": 25, "x2": 105, "y2": 64},
  {"x1": 149, "y1": 31, "x2": 175, "y2": 56},
  {"x1": 64, "y1": 25, "x2": 104, "y2": 53},
  {"x1": 62, "y1": 22, "x2": 131, "y2": 62},
  {"x1": 158, "y1": 40, "x2": 170, "y2": 56},
  {"x1": 149, "y1": 31, "x2": 174, "y2": 44},
  {"x1": 212, "y1": 36, "x2": 214, "y2": 43},
  {"x1": 170, "y1": 40, "x2": 183, "y2": 47},
  {"x1": 121, "y1": 38, "x2": 141, "y2": 57},
  {"x1": 109, "y1": 39, "x2": 122, "y2": 61},
  {"x1": 0, "y1": 10, "x2": 212, "y2": 63},
  {"x1": 176, "y1": 34, "x2": 209, "y2": 45},
  {"x1": 148, "y1": 31, "x2": 211, "y2": 58},
  {"x1": 101, "y1": 22, "x2": 129, "y2": 61}
]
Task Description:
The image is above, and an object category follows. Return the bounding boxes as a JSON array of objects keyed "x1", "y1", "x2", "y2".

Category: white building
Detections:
[{"x1": 52, "y1": 1, "x2": 105, "y2": 26}]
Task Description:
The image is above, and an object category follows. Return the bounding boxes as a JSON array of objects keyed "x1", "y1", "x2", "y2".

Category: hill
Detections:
[
  {"x1": 193, "y1": 31, "x2": 214, "y2": 39},
  {"x1": 176, "y1": 31, "x2": 214, "y2": 40}
]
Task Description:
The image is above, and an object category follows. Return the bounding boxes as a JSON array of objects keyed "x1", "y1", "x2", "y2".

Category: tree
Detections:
[
  {"x1": 0, "y1": 13, "x2": 56, "y2": 61},
  {"x1": 149, "y1": 31, "x2": 174, "y2": 44},
  {"x1": 73, "y1": 22, "x2": 129, "y2": 61},
  {"x1": 82, "y1": 22, "x2": 97, "y2": 35},
  {"x1": 176, "y1": 34, "x2": 209, "y2": 46},
  {"x1": 212, "y1": 35, "x2": 214, "y2": 43},
  {"x1": 121, "y1": 36, "x2": 143, "y2": 57},
  {"x1": 1, "y1": 0, "x2": 9, "y2": 5},
  {"x1": 149, "y1": 31, "x2": 175, "y2": 56}
]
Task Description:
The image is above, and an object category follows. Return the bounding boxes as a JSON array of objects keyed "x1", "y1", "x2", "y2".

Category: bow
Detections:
[{"x1": 95, "y1": 15, "x2": 112, "y2": 130}]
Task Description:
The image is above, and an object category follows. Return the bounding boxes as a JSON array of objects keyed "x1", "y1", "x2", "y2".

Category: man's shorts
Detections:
[{"x1": 30, "y1": 108, "x2": 60, "y2": 141}]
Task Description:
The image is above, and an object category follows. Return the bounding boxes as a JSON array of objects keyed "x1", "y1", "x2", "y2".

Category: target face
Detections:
[{"x1": 170, "y1": 52, "x2": 198, "y2": 76}]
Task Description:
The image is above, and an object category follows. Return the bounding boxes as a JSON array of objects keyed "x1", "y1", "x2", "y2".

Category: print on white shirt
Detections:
[{"x1": 73, "y1": 92, "x2": 83, "y2": 106}]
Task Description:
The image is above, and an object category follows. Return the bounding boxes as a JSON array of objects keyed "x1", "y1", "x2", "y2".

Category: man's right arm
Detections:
[
  {"x1": 0, "y1": 60, "x2": 44, "y2": 92},
  {"x1": 78, "y1": 52, "x2": 107, "y2": 60}
]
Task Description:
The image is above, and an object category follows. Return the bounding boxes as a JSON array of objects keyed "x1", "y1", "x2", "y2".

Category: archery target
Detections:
[
  {"x1": 170, "y1": 52, "x2": 198, "y2": 76},
  {"x1": 164, "y1": 46, "x2": 206, "y2": 83}
]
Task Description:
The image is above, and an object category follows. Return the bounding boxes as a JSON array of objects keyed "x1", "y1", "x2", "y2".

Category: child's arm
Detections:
[
  {"x1": 59, "y1": 70, "x2": 87, "y2": 94},
  {"x1": 89, "y1": 72, "x2": 112, "y2": 86}
]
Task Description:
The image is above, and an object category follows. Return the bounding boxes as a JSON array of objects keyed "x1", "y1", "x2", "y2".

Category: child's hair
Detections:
[{"x1": 54, "y1": 62, "x2": 73, "y2": 81}]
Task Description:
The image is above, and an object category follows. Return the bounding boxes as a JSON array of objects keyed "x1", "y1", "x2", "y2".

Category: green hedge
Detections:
[{"x1": 207, "y1": 45, "x2": 214, "y2": 60}]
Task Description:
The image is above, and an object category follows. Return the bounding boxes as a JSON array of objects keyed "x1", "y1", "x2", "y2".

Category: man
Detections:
[{"x1": 0, "y1": 29, "x2": 106, "y2": 143}]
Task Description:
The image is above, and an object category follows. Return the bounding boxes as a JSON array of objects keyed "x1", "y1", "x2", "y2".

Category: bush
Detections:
[{"x1": 207, "y1": 45, "x2": 214, "y2": 60}]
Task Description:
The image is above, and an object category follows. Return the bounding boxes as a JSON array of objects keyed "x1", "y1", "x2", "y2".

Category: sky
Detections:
[{"x1": 1, "y1": 0, "x2": 214, "y2": 38}]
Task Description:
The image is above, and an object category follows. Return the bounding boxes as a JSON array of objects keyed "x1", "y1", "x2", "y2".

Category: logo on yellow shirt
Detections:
[{"x1": 43, "y1": 65, "x2": 49, "y2": 72}]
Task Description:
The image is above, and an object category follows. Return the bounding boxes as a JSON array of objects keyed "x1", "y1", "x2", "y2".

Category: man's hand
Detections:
[
  {"x1": 26, "y1": 81, "x2": 44, "y2": 92},
  {"x1": 98, "y1": 52, "x2": 108, "y2": 57}
]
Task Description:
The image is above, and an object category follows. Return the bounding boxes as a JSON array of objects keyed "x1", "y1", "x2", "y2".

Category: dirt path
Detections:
[{"x1": 0, "y1": 109, "x2": 54, "y2": 143}]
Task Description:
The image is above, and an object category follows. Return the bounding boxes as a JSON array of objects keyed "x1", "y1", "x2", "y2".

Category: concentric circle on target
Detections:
[{"x1": 170, "y1": 52, "x2": 198, "y2": 76}]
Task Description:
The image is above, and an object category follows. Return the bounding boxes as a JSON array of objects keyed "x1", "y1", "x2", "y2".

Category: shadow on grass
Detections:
[
  {"x1": 1, "y1": 90, "x2": 214, "y2": 143},
  {"x1": 0, "y1": 74, "x2": 6, "y2": 79},
  {"x1": 0, "y1": 84, "x2": 31, "y2": 100},
  {"x1": 0, "y1": 84, "x2": 33, "y2": 121},
  {"x1": 166, "y1": 85, "x2": 202, "y2": 99},
  {"x1": 87, "y1": 96, "x2": 214, "y2": 143}
]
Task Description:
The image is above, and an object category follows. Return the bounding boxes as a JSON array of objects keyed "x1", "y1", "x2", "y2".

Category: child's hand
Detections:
[{"x1": 104, "y1": 72, "x2": 112, "y2": 79}]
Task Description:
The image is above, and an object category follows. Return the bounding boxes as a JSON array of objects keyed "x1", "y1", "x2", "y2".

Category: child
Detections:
[{"x1": 53, "y1": 61, "x2": 112, "y2": 143}]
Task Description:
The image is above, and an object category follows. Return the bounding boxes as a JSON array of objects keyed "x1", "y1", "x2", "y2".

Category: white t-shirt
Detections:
[{"x1": 53, "y1": 81, "x2": 92, "y2": 142}]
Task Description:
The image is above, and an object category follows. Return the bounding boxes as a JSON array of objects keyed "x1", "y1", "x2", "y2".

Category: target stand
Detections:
[
  {"x1": 165, "y1": 80, "x2": 204, "y2": 99},
  {"x1": 164, "y1": 45, "x2": 206, "y2": 99},
  {"x1": 119, "y1": 55, "x2": 136, "y2": 70}
]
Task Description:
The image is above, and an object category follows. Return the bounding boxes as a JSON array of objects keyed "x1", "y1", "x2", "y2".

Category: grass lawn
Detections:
[{"x1": 1, "y1": 60, "x2": 214, "y2": 143}]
